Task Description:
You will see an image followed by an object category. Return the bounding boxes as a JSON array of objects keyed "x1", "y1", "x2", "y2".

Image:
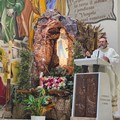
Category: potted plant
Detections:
[{"x1": 23, "y1": 87, "x2": 55, "y2": 120}]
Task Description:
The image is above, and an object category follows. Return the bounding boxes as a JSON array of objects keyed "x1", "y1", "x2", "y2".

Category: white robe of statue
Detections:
[
  {"x1": 91, "y1": 47, "x2": 120, "y2": 117},
  {"x1": 57, "y1": 28, "x2": 68, "y2": 67}
]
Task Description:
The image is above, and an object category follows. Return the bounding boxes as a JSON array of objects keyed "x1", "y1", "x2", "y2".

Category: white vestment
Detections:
[{"x1": 91, "y1": 47, "x2": 120, "y2": 117}]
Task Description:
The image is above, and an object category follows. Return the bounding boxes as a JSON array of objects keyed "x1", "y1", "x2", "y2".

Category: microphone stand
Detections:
[{"x1": 93, "y1": 50, "x2": 100, "y2": 72}]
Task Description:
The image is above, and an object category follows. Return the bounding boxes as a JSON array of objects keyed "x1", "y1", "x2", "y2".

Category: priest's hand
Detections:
[
  {"x1": 103, "y1": 56, "x2": 110, "y2": 62},
  {"x1": 85, "y1": 51, "x2": 91, "y2": 58}
]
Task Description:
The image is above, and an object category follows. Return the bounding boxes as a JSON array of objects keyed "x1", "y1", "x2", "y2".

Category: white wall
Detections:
[
  {"x1": 118, "y1": 0, "x2": 120, "y2": 54},
  {"x1": 93, "y1": 0, "x2": 120, "y2": 54}
]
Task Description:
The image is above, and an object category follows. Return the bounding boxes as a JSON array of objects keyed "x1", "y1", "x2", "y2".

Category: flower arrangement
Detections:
[{"x1": 43, "y1": 77, "x2": 67, "y2": 90}]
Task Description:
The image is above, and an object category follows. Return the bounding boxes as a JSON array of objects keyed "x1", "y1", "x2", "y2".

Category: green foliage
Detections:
[
  {"x1": 65, "y1": 75, "x2": 74, "y2": 91},
  {"x1": 18, "y1": 48, "x2": 33, "y2": 90},
  {"x1": 50, "y1": 67, "x2": 67, "y2": 77},
  {"x1": 11, "y1": 85, "x2": 29, "y2": 104},
  {"x1": 73, "y1": 40, "x2": 84, "y2": 59},
  {"x1": 23, "y1": 88, "x2": 54, "y2": 116},
  {"x1": 11, "y1": 48, "x2": 33, "y2": 104},
  {"x1": 73, "y1": 40, "x2": 83, "y2": 73},
  {"x1": 74, "y1": 64, "x2": 82, "y2": 74}
]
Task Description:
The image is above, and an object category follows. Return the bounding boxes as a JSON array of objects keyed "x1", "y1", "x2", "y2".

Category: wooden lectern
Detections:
[{"x1": 71, "y1": 58, "x2": 112, "y2": 120}]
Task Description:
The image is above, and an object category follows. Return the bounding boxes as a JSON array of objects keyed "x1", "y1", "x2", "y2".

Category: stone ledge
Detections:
[{"x1": 70, "y1": 117, "x2": 96, "y2": 120}]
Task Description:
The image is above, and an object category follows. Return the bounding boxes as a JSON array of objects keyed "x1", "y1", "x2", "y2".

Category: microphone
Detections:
[
  {"x1": 97, "y1": 50, "x2": 100, "y2": 58},
  {"x1": 96, "y1": 50, "x2": 100, "y2": 71},
  {"x1": 93, "y1": 50, "x2": 100, "y2": 72}
]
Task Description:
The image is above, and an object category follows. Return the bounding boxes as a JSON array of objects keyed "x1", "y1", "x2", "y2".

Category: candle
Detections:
[{"x1": 8, "y1": 40, "x2": 12, "y2": 79}]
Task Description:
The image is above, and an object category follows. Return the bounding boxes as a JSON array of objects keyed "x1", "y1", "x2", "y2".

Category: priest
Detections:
[{"x1": 85, "y1": 36, "x2": 120, "y2": 118}]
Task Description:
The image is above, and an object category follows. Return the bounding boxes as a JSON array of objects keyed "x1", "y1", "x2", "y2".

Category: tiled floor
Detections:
[{"x1": 1, "y1": 110, "x2": 120, "y2": 120}]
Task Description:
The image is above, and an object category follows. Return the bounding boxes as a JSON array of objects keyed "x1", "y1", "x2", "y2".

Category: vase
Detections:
[{"x1": 31, "y1": 116, "x2": 46, "y2": 120}]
